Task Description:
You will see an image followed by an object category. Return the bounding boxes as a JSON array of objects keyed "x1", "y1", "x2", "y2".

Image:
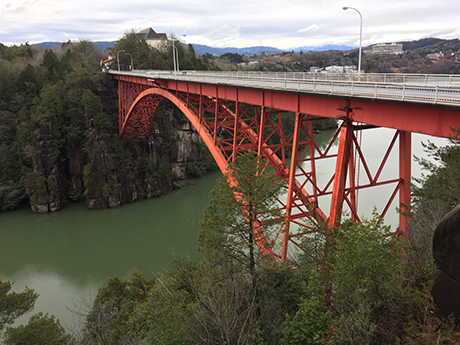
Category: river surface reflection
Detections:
[{"x1": 0, "y1": 129, "x2": 449, "y2": 329}]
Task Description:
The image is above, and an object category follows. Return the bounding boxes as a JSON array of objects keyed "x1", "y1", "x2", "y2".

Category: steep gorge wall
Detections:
[{"x1": 26, "y1": 81, "x2": 214, "y2": 213}]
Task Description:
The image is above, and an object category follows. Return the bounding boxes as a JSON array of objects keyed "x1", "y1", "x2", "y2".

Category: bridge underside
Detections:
[{"x1": 112, "y1": 75, "x2": 448, "y2": 263}]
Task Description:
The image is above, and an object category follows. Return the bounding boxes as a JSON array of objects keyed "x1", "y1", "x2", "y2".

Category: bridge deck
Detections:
[{"x1": 110, "y1": 70, "x2": 460, "y2": 138}]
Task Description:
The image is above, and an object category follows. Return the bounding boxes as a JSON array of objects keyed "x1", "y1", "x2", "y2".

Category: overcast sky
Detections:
[{"x1": 1, "y1": 0, "x2": 459, "y2": 49}]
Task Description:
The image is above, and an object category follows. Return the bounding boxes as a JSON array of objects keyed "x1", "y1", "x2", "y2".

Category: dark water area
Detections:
[{"x1": 0, "y1": 170, "x2": 222, "y2": 328}]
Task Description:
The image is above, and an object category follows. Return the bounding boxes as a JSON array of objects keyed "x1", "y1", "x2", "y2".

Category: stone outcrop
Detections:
[
  {"x1": 23, "y1": 81, "x2": 214, "y2": 213},
  {"x1": 431, "y1": 205, "x2": 460, "y2": 323},
  {"x1": 27, "y1": 119, "x2": 64, "y2": 213}
]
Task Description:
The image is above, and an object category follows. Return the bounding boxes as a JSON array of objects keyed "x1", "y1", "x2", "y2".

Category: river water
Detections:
[{"x1": 0, "y1": 129, "x2": 449, "y2": 329}]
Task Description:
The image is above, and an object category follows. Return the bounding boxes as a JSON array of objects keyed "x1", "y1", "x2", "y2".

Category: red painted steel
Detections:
[{"x1": 113, "y1": 74, "x2": 459, "y2": 262}]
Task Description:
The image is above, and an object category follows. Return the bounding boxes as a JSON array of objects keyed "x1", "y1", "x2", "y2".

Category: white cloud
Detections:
[
  {"x1": 298, "y1": 24, "x2": 323, "y2": 33},
  {"x1": 0, "y1": 0, "x2": 459, "y2": 49}
]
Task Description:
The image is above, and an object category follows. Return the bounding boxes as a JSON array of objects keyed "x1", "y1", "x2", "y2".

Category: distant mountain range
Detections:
[
  {"x1": 32, "y1": 41, "x2": 116, "y2": 51},
  {"x1": 32, "y1": 41, "x2": 352, "y2": 55},
  {"x1": 31, "y1": 37, "x2": 460, "y2": 56}
]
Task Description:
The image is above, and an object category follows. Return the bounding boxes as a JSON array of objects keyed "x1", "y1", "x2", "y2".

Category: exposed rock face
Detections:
[
  {"x1": 432, "y1": 205, "x2": 460, "y2": 323},
  {"x1": 170, "y1": 121, "x2": 202, "y2": 180},
  {"x1": 28, "y1": 119, "x2": 64, "y2": 213},
  {"x1": 23, "y1": 81, "x2": 214, "y2": 213}
]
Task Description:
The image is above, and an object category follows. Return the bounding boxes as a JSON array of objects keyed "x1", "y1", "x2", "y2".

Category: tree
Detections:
[
  {"x1": 411, "y1": 132, "x2": 460, "y2": 249},
  {"x1": 111, "y1": 31, "x2": 155, "y2": 70},
  {"x1": 282, "y1": 273, "x2": 334, "y2": 345},
  {"x1": 0, "y1": 279, "x2": 38, "y2": 334},
  {"x1": 3, "y1": 312, "x2": 74, "y2": 345},
  {"x1": 198, "y1": 151, "x2": 285, "y2": 343},
  {"x1": 199, "y1": 151, "x2": 284, "y2": 277},
  {"x1": 329, "y1": 214, "x2": 410, "y2": 344}
]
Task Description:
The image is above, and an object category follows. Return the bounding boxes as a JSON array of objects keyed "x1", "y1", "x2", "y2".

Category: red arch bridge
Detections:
[{"x1": 110, "y1": 70, "x2": 460, "y2": 263}]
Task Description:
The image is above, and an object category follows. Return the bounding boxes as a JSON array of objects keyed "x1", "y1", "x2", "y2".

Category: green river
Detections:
[{"x1": 0, "y1": 129, "x2": 448, "y2": 328}]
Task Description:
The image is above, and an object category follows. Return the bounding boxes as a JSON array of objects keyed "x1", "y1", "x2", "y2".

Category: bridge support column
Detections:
[
  {"x1": 282, "y1": 112, "x2": 303, "y2": 261},
  {"x1": 329, "y1": 120, "x2": 354, "y2": 228},
  {"x1": 399, "y1": 130, "x2": 411, "y2": 237}
]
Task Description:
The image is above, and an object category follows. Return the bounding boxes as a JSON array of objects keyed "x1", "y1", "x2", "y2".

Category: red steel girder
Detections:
[
  {"x1": 150, "y1": 78, "x2": 460, "y2": 138},
  {"x1": 113, "y1": 75, "x2": 420, "y2": 261}
]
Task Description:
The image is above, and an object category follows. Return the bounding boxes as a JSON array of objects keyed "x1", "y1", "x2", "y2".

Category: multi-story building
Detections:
[{"x1": 365, "y1": 42, "x2": 404, "y2": 55}]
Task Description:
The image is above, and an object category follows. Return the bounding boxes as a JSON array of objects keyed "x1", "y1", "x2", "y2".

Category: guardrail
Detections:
[
  {"x1": 140, "y1": 70, "x2": 460, "y2": 87},
  {"x1": 111, "y1": 70, "x2": 460, "y2": 107}
]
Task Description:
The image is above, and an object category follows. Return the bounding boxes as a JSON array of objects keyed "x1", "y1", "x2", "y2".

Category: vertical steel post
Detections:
[
  {"x1": 257, "y1": 107, "x2": 265, "y2": 156},
  {"x1": 307, "y1": 115, "x2": 318, "y2": 204},
  {"x1": 213, "y1": 99, "x2": 219, "y2": 144},
  {"x1": 282, "y1": 112, "x2": 302, "y2": 261},
  {"x1": 328, "y1": 120, "x2": 354, "y2": 228},
  {"x1": 348, "y1": 131, "x2": 357, "y2": 221},
  {"x1": 232, "y1": 101, "x2": 239, "y2": 161},
  {"x1": 399, "y1": 130, "x2": 411, "y2": 237}
]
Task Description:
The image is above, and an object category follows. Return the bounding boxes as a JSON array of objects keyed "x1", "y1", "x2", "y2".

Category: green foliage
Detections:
[
  {"x1": 186, "y1": 154, "x2": 206, "y2": 177},
  {"x1": 0, "y1": 62, "x2": 17, "y2": 110},
  {"x1": 257, "y1": 266, "x2": 305, "y2": 344},
  {"x1": 329, "y1": 214, "x2": 412, "y2": 344},
  {"x1": 41, "y1": 49, "x2": 61, "y2": 82},
  {"x1": 221, "y1": 52, "x2": 244, "y2": 63},
  {"x1": 22, "y1": 168, "x2": 47, "y2": 202},
  {"x1": 0, "y1": 279, "x2": 38, "y2": 333},
  {"x1": 282, "y1": 273, "x2": 334, "y2": 345},
  {"x1": 411, "y1": 131, "x2": 460, "y2": 257},
  {"x1": 0, "y1": 43, "x2": 35, "y2": 61},
  {"x1": 3, "y1": 312, "x2": 74, "y2": 345},
  {"x1": 112, "y1": 31, "x2": 156, "y2": 70},
  {"x1": 199, "y1": 151, "x2": 284, "y2": 268},
  {"x1": 331, "y1": 213, "x2": 401, "y2": 305}
]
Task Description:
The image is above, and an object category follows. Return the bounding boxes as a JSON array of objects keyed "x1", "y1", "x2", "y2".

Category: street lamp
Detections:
[
  {"x1": 170, "y1": 35, "x2": 186, "y2": 74},
  {"x1": 125, "y1": 52, "x2": 134, "y2": 70},
  {"x1": 171, "y1": 41, "x2": 178, "y2": 74},
  {"x1": 343, "y1": 6, "x2": 362, "y2": 80},
  {"x1": 117, "y1": 50, "x2": 125, "y2": 71}
]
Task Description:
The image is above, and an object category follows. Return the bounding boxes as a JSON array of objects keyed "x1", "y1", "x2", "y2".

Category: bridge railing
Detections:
[
  {"x1": 144, "y1": 70, "x2": 460, "y2": 87},
  {"x1": 111, "y1": 70, "x2": 460, "y2": 107}
]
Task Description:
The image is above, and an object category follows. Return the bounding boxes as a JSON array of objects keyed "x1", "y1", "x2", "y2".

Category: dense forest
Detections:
[
  {"x1": 0, "y1": 34, "x2": 219, "y2": 214},
  {"x1": 1, "y1": 33, "x2": 460, "y2": 344}
]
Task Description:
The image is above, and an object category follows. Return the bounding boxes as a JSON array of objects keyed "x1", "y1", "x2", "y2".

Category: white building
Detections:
[
  {"x1": 323, "y1": 65, "x2": 358, "y2": 73},
  {"x1": 365, "y1": 43, "x2": 403, "y2": 55}
]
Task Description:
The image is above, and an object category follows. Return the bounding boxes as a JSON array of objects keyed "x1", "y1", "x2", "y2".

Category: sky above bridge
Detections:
[{"x1": 1, "y1": 0, "x2": 459, "y2": 50}]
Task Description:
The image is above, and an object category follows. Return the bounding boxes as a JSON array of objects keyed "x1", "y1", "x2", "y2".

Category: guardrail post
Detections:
[
  {"x1": 402, "y1": 84, "x2": 405, "y2": 101},
  {"x1": 435, "y1": 85, "x2": 438, "y2": 104}
]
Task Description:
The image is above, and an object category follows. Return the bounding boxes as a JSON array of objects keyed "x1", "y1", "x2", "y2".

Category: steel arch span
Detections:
[{"x1": 116, "y1": 77, "x2": 412, "y2": 263}]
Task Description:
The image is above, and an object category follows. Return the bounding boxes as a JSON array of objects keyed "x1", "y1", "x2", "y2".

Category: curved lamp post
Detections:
[
  {"x1": 125, "y1": 52, "x2": 134, "y2": 70},
  {"x1": 343, "y1": 6, "x2": 362, "y2": 80},
  {"x1": 117, "y1": 50, "x2": 125, "y2": 71},
  {"x1": 170, "y1": 35, "x2": 186, "y2": 74},
  {"x1": 171, "y1": 41, "x2": 178, "y2": 74}
]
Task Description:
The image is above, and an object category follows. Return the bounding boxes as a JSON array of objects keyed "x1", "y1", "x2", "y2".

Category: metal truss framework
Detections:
[{"x1": 115, "y1": 75, "x2": 420, "y2": 263}]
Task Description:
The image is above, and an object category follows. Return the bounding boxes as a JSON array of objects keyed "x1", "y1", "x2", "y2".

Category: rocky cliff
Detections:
[{"x1": 25, "y1": 79, "x2": 214, "y2": 213}]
